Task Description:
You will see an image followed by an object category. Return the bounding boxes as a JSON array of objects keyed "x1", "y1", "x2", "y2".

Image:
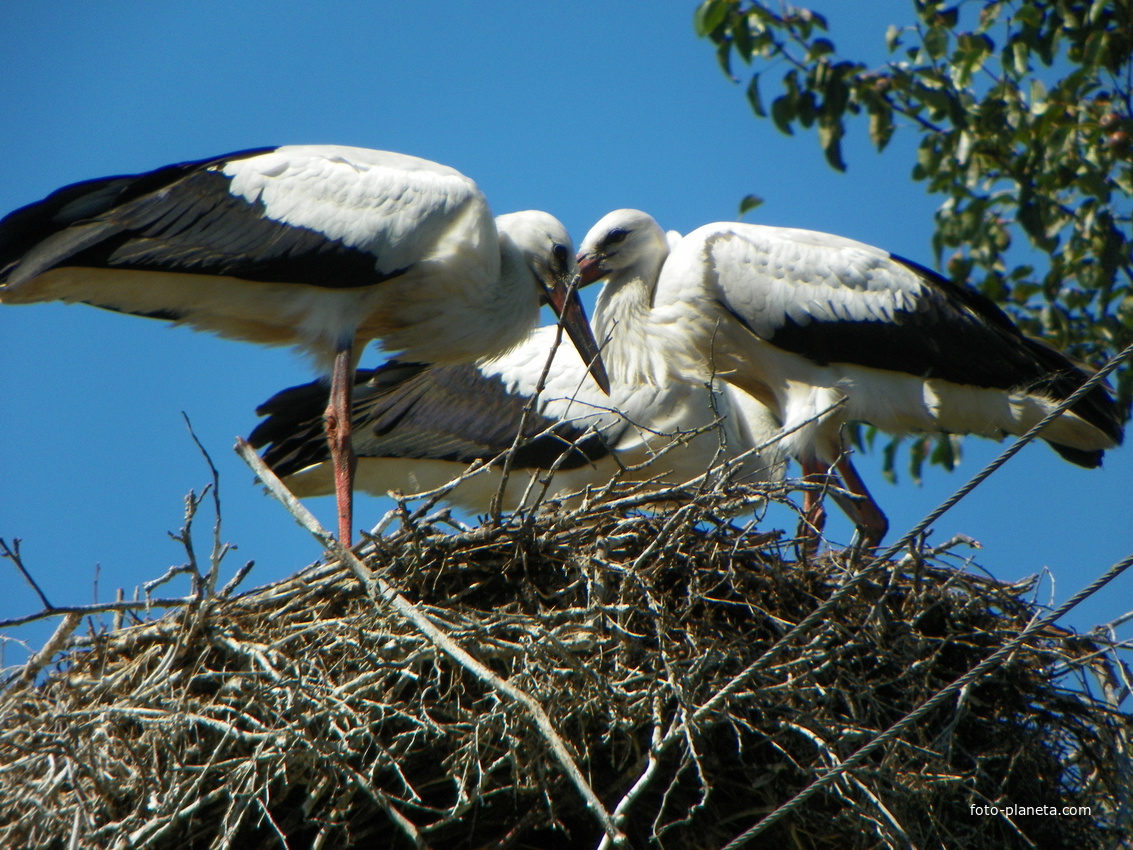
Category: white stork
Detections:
[
  {"x1": 575, "y1": 209, "x2": 1124, "y2": 548},
  {"x1": 249, "y1": 315, "x2": 786, "y2": 513},
  {"x1": 0, "y1": 145, "x2": 609, "y2": 545}
]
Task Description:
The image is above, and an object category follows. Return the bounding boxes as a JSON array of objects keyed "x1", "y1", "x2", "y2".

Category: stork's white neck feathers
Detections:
[{"x1": 585, "y1": 211, "x2": 683, "y2": 389}]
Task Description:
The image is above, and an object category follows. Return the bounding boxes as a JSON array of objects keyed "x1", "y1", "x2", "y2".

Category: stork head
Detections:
[
  {"x1": 495, "y1": 211, "x2": 576, "y2": 299},
  {"x1": 496, "y1": 210, "x2": 610, "y2": 394},
  {"x1": 576, "y1": 209, "x2": 670, "y2": 287}
]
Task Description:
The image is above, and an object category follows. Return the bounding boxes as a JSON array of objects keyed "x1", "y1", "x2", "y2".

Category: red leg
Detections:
[
  {"x1": 324, "y1": 343, "x2": 356, "y2": 547},
  {"x1": 832, "y1": 455, "x2": 889, "y2": 548},
  {"x1": 798, "y1": 458, "x2": 829, "y2": 559}
]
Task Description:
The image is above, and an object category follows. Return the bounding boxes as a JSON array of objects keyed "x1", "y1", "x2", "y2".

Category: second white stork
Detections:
[
  {"x1": 249, "y1": 315, "x2": 786, "y2": 514},
  {"x1": 0, "y1": 145, "x2": 608, "y2": 544},
  {"x1": 576, "y1": 209, "x2": 1124, "y2": 548}
]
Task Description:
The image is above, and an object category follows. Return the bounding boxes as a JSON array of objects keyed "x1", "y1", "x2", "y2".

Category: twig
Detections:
[
  {"x1": 8, "y1": 611, "x2": 83, "y2": 690},
  {"x1": 596, "y1": 691, "x2": 668, "y2": 850},
  {"x1": 0, "y1": 596, "x2": 198, "y2": 630},
  {"x1": 220, "y1": 561, "x2": 256, "y2": 597},
  {"x1": 144, "y1": 560, "x2": 198, "y2": 597},
  {"x1": 1, "y1": 538, "x2": 52, "y2": 610},
  {"x1": 182, "y1": 412, "x2": 232, "y2": 597},
  {"x1": 488, "y1": 320, "x2": 567, "y2": 522}
]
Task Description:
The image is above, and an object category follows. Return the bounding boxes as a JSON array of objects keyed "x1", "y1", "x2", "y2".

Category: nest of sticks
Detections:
[{"x1": 1, "y1": 470, "x2": 1131, "y2": 850}]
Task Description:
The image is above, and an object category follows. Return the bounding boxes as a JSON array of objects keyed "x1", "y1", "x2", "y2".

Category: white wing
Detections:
[
  {"x1": 222, "y1": 145, "x2": 493, "y2": 277},
  {"x1": 659, "y1": 222, "x2": 1066, "y2": 388},
  {"x1": 664, "y1": 222, "x2": 930, "y2": 341}
]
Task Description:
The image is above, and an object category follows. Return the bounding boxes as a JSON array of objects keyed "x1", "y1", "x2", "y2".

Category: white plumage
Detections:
[
  {"x1": 577, "y1": 209, "x2": 1123, "y2": 547},
  {"x1": 0, "y1": 145, "x2": 608, "y2": 544},
  {"x1": 1, "y1": 146, "x2": 610, "y2": 379}
]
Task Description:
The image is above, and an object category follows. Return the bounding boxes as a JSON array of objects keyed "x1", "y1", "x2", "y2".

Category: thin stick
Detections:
[
  {"x1": 1, "y1": 538, "x2": 52, "y2": 610},
  {"x1": 10, "y1": 612, "x2": 83, "y2": 689},
  {"x1": 181, "y1": 413, "x2": 231, "y2": 597},
  {"x1": 488, "y1": 322, "x2": 566, "y2": 522},
  {"x1": 0, "y1": 596, "x2": 195, "y2": 630}
]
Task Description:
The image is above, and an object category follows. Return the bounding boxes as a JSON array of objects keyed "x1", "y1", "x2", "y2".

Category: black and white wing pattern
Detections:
[
  {"x1": 252, "y1": 358, "x2": 611, "y2": 482},
  {"x1": 1, "y1": 146, "x2": 487, "y2": 292},
  {"x1": 659, "y1": 222, "x2": 1122, "y2": 464}
]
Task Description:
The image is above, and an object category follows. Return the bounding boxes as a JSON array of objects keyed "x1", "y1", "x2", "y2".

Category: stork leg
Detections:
[
  {"x1": 831, "y1": 455, "x2": 889, "y2": 550},
  {"x1": 324, "y1": 341, "x2": 357, "y2": 547},
  {"x1": 797, "y1": 458, "x2": 830, "y2": 560}
]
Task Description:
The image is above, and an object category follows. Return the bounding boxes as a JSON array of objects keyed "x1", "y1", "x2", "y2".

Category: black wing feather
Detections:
[
  {"x1": 1, "y1": 147, "x2": 403, "y2": 291},
  {"x1": 0, "y1": 148, "x2": 271, "y2": 272},
  {"x1": 748, "y1": 254, "x2": 1124, "y2": 456},
  {"x1": 250, "y1": 361, "x2": 611, "y2": 480}
]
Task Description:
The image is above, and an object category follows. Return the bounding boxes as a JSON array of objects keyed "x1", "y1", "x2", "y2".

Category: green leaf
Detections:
[
  {"x1": 819, "y1": 118, "x2": 847, "y2": 171},
  {"x1": 915, "y1": 137, "x2": 942, "y2": 176},
  {"x1": 738, "y1": 194, "x2": 764, "y2": 216},
  {"x1": 978, "y1": 2, "x2": 1005, "y2": 32},
  {"x1": 908, "y1": 436, "x2": 929, "y2": 486},
  {"x1": 1009, "y1": 39, "x2": 1030, "y2": 75},
  {"x1": 824, "y1": 65, "x2": 851, "y2": 116},
  {"x1": 953, "y1": 33, "x2": 994, "y2": 86},
  {"x1": 881, "y1": 437, "x2": 899, "y2": 484},
  {"x1": 797, "y1": 90, "x2": 817, "y2": 127},
  {"x1": 807, "y1": 38, "x2": 836, "y2": 61},
  {"x1": 771, "y1": 95, "x2": 796, "y2": 135},
  {"x1": 929, "y1": 434, "x2": 959, "y2": 471},
  {"x1": 733, "y1": 15, "x2": 754, "y2": 60},
  {"x1": 1013, "y1": 3, "x2": 1042, "y2": 29},
  {"x1": 924, "y1": 25, "x2": 949, "y2": 59},
  {"x1": 869, "y1": 105, "x2": 895, "y2": 151},
  {"x1": 861, "y1": 424, "x2": 878, "y2": 451},
  {"x1": 1081, "y1": 28, "x2": 1110, "y2": 70},
  {"x1": 746, "y1": 73, "x2": 766, "y2": 117},
  {"x1": 715, "y1": 39, "x2": 735, "y2": 81},
  {"x1": 693, "y1": 0, "x2": 730, "y2": 37},
  {"x1": 1018, "y1": 200, "x2": 1050, "y2": 245},
  {"x1": 1029, "y1": 78, "x2": 1048, "y2": 114}
]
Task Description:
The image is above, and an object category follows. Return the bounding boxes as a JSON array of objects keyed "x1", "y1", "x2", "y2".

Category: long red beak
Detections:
[{"x1": 545, "y1": 270, "x2": 610, "y2": 395}]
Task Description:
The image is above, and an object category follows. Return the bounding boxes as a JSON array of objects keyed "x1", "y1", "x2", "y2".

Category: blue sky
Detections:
[{"x1": 2, "y1": 1, "x2": 1130, "y2": 664}]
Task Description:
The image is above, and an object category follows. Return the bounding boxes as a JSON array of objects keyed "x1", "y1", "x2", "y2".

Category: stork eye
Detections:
[
  {"x1": 605, "y1": 228, "x2": 629, "y2": 247},
  {"x1": 552, "y1": 244, "x2": 569, "y2": 271}
]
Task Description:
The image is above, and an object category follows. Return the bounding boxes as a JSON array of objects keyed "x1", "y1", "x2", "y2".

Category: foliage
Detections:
[{"x1": 695, "y1": 0, "x2": 1133, "y2": 478}]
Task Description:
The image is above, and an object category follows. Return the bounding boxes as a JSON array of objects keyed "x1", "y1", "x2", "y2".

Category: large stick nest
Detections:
[{"x1": 2, "y1": 480, "x2": 1130, "y2": 849}]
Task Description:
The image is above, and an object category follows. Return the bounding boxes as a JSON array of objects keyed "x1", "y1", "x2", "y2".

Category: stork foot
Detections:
[{"x1": 833, "y1": 454, "x2": 888, "y2": 556}]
